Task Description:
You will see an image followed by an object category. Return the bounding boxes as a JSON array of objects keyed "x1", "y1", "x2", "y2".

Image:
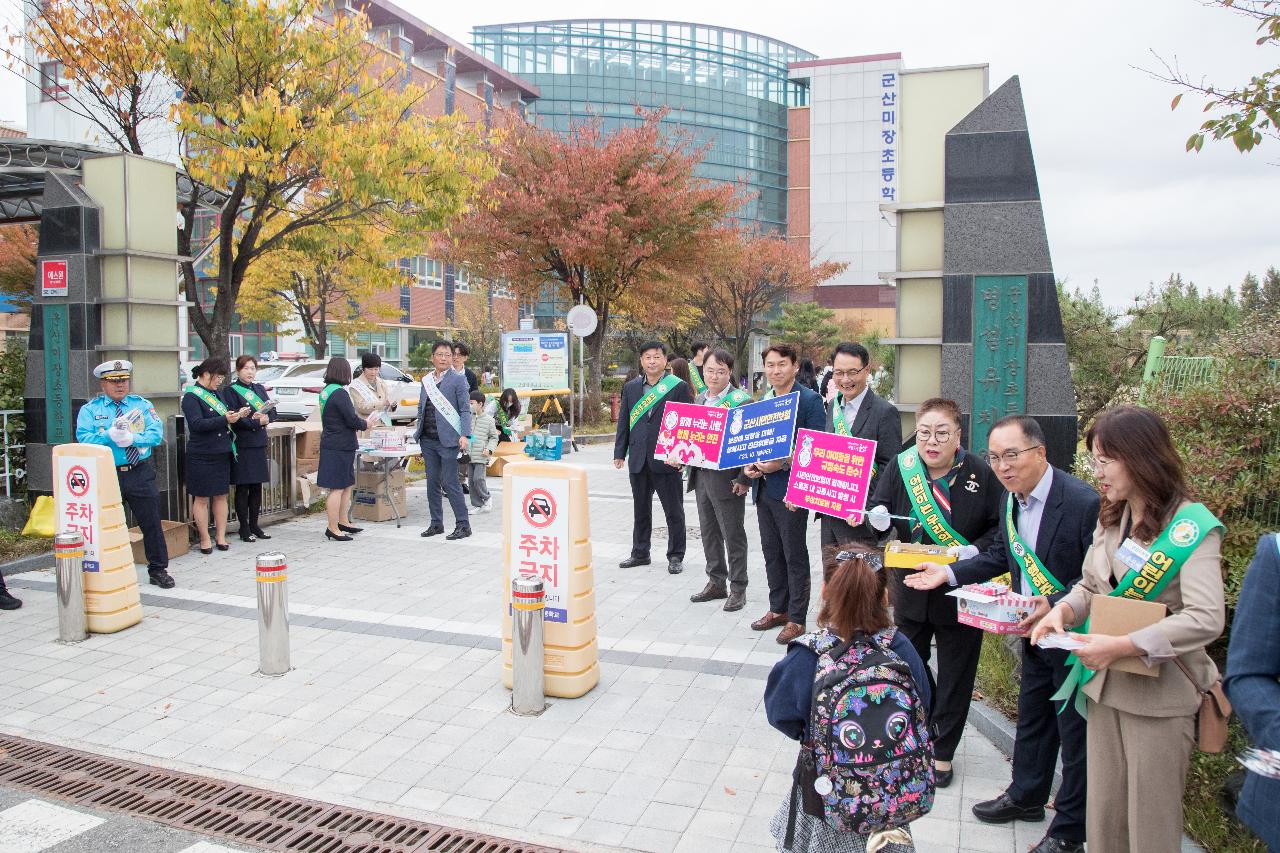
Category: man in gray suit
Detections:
[
  {"x1": 686, "y1": 349, "x2": 752, "y2": 612},
  {"x1": 414, "y1": 340, "x2": 473, "y2": 540},
  {"x1": 820, "y1": 342, "x2": 901, "y2": 579}
]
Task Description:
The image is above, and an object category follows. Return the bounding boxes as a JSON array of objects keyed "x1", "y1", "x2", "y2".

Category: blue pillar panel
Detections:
[{"x1": 970, "y1": 275, "x2": 1027, "y2": 454}]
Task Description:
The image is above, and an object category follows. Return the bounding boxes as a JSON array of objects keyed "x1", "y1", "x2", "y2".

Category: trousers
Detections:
[
  {"x1": 234, "y1": 483, "x2": 263, "y2": 534},
  {"x1": 896, "y1": 613, "x2": 982, "y2": 762},
  {"x1": 757, "y1": 493, "x2": 811, "y2": 625},
  {"x1": 421, "y1": 437, "x2": 468, "y2": 527},
  {"x1": 1085, "y1": 701, "x2": 1194, "y2": 853},
  {"x1": 1007, "y1": 641, "x2": 1087, "y2": 842},
  {"x1": 118, "y1": 462, "x2": 168, "y2": 571},
  {"x1": 469, "y1": 463, "x2": 490, "y2": 507},
  {"x1": 694, "y1": 482, "x2": 748, "y2": 592},
  {"x1": 628, "y1": 469, "x2": 685, "y2": 560}
]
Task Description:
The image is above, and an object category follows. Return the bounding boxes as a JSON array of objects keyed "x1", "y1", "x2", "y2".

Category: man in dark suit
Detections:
[
  {"x1": 613, "y1": 341, "x2": 695, "y2": 574},
  {"x1": 415, "y1": 340, "x2": 474, "y2": 540},
  {"x1": 819, "y1": 342, "x2": 901, "y2": 579},
  {"x1": 906, "y1": 415, "x2": 1099, "y2": 853},
  {"x1": 685, "y1": 349, "x2": 751, "y2": 612},
  {"x1": 740, "y1": 343, "x2": 828, "y2": 645}
]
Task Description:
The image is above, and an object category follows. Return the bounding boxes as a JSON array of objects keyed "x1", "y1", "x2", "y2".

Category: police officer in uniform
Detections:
[{"x1": 75, "y1": 360, "x2": 174, "y2": 588}]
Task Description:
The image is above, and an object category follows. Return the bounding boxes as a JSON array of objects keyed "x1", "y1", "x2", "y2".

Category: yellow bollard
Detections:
[
  {"x1": 52, "y1": 444, "x2": 142, "y2": 633},
  {"x1": 501, "y1": 460, "x2": 599, "y2": 698}
]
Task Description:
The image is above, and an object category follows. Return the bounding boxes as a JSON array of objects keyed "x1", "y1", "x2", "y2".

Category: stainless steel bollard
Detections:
[
  {"x1": 511, "y1": 576, "x2": 546, "y2": 715},
  {"x1": 54, "y1": 532, "x2": 87, "y2": 643},
  {"x1": 255, "y1": 552, "x2": 290, "y2": 676}
]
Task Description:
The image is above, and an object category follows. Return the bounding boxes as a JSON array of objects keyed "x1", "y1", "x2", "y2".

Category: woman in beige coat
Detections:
[
  {"x1": 349, "y1": 352, "x2": 390, "y2": 437},
  {"x1": 1032, "y1": 405, "x2": 1224, "y2": 853}
]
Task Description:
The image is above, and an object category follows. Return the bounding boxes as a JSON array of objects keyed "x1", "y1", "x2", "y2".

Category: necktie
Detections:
[
  {"x1": 911, "y1": 458, "x2": 962, "y2": 543},
  {"x1": 115, "y1": 400, "x2": 141, "y2": 465}
]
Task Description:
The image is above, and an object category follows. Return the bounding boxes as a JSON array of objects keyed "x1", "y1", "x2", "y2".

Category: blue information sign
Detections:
[{"x1": 717, "y1": 392, "x2": 800, "y2": 469}]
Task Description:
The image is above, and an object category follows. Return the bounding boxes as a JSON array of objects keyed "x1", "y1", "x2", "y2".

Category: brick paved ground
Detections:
[{"x1": 1, "y1": 443, "x2": 1050, "y2": 852}]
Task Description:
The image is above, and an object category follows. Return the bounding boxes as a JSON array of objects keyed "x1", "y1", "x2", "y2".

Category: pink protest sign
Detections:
[
  {"x1": 653, "y1": 401, "x2": 727, "y2": 469},
  {"x1": 784, "y1": 428, "x2": 878, "y2": 519}
]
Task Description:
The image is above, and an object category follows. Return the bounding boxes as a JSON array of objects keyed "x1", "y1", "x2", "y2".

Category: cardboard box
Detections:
[
  {"x1": 1091, "y1": 595, "x2": 1167, "y2": 677},
  {"x1": 487, "y1": 440, "x2": 526, "y2": 476},
  {"x1": 351, "y1": 486, "x2": 408, "y2": 522},
  {"x1": 295, "y1": 456, "x2": 319, "y2": 477},
  {"x1": 885, "y1": 541, "x2": 956, "y2": 570},
  {"x1": 948, "y1": 583, "x2": 1038, "y2": 634},
  {"x1": 356, "y1": 467, "x2": 406, "y2": 491},
  {"x1": 294, "y1": 423, "x2": 322, "y2": 459},
  {"x1": 129, "y1": 519, "x2": 190, "y2": 565}
]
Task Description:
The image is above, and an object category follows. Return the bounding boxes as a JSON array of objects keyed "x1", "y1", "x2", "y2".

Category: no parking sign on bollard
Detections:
[{"x1": 501, "y1": 460, "x2": 598, "y2": 699}]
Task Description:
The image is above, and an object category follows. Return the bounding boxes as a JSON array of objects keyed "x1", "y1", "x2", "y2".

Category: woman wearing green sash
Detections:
[
  {"x1": 1032, "y1": 406, "x2": 1226, "y2": 853},
  {"x1": 228, "y1": 355, "x2": 277, "y2": 542},
  {"x1": 182, "y1": 357, "x2": 247, "y2": 554}
]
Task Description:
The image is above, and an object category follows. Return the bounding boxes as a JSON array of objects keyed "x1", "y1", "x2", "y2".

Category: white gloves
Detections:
[
  {"x1": 109, "y1": 427, "x2": 134, "y2": 447},
  {"x1": 866, "y1": 505, "x2": 891, "y2": 532},
  {"x1": 947, "y1": 544, "x2": 980, "y2": 560}
]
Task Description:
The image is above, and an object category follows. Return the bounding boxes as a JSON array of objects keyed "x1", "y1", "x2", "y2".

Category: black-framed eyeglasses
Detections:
[
  {"x1": 835, "y1": 550, "x2": 884, "y2": 572},
  {"x1": 981, "y1": 445, "x2": 1043, "y2": 467}
]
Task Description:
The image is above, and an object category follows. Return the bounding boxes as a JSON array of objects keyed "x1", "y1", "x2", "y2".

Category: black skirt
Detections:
[
  {"x1": 317, "y1": 448, "x2": 356, "y2": 490},
  {"x1": 231, "y1": 444, "x2": 270, "y2": 485},
  {"x1": 186, "y1": 452, "x2": 231, "y2": 497}
]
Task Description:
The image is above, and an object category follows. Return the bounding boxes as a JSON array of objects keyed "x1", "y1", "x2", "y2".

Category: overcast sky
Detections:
[{"x1": 1, "y1": 0, "x2": 1275, "y2": 306}]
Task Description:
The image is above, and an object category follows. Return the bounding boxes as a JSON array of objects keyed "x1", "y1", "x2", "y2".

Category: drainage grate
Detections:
[{"x1": 0, "y1": 735, "x2": 563, "y2": 853}]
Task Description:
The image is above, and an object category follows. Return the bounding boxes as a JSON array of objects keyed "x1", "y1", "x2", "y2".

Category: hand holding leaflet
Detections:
[{"x1": 1035, "y1": 632, "x2": 1086, "y2": 651}]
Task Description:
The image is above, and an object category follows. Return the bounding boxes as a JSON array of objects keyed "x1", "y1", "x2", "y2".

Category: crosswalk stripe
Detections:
[{"x1": 0, "y1": 799, "x2": 104, "y2": 853}]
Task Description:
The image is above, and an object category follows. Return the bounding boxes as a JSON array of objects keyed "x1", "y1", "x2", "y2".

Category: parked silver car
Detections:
[{"x1": 255, "y1": 359, "x2": 419, "y2": 422}]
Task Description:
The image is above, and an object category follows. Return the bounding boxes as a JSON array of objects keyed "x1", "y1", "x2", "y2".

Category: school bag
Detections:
[{"x1": 784, "y1": 628, "x2": 935, "y2": 845}]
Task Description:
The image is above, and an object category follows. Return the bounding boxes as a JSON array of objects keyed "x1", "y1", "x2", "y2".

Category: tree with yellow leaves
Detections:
[
  {"x1": 22, "y1": 0, "x2": 494, "y2": 361},
  {"x1": 238, "y1": 211, "x2": 408, "y2": 359}
]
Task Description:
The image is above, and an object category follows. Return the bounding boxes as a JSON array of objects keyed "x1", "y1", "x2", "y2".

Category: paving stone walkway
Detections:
[{"x1": 2, "y1": 444, "x2": 1053, "y2": 852}]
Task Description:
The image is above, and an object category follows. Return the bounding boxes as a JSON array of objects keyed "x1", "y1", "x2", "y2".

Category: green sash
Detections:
[
  {"x1": 689, "y1": 362, "x2": 708, "y2": 395},
  {"x1": 1051, "y1": 503, "x2": 1224, "y2": 717},
  {"x1": 184, "y1": 384, "x2": 237, "y2": 460},
  {"x1": 629, "y1": 374, "x2": 682, "y2": 429},
  {"x1": 318, "y1": 383, "x2": 343, "y2": 416},
  {"x1": 833, "y1": 395, "x2": 877, "y2": 480},
  {"x1": 714, "y1": 388, "x2": 751, "y2": 408},
  {"x1": 231, "y1": 383, "x2": 268, "y2": 412},
  {"x1": 896, "y1": 448, "x2": 969, "y2": 548},
  {"x1": 1007, "y1": 493, "x2": 1065, "y2": 596}
]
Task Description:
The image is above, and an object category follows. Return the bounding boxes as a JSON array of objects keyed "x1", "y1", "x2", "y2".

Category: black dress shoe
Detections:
[
  {"x1": 445, "y1": 525, "x2": 472, "y2": 540},
  {"x1": 619, "y1": 556, "x2": 651, "y2": 568},
  {"x1": 934, "y1": 767, "x2": 954, "y2": 788},
  {"x1": 0, "y1": 589, "x2": 23, "y2": 610},
  {"x1": 148, "y1": 570, "x2": 176, "y2": 589},
  {"x1": 420, "y1": 525, "x2": 445, "y2": 537},
  {"x1": 972, "y1": 792, "x2": 1045, "y2": 823},
  {"x1": 252, "y1": 528, "x2": 272, "y2": 540},
  {"x1": 325, "y1": 529, "x2": 353, "y2": 542},
  {"x1": 690, "y1": 583, "x2": 728, "y2": 603},
  {"x1": 338, "y1": 524, "x2": 363, "y2": 534},
  {"x1": 667, "y1": 558, "x2": 684, "y2": 575},
  {"x1": 239, "y1": 532, "x2": 257, "y2": 543},
  {"x1": 1029, "y1": 837, "x2": 1084, "y2": 853}
]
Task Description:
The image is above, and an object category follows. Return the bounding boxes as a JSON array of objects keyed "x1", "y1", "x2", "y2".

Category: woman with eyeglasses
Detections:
[
  {"x1": 866, "y1": 397, "x2": 1002, "y2": 787},
  {"x1": 765, "y1": 549, "x2": 933, "y2": 853},
  {"x1": 1031, "y1": 406, "x2": 1225, "y2": 853}
]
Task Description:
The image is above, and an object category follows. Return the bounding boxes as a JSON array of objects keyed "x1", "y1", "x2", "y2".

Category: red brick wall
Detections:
[{"x1": 788, "y1": 106, "x2": 810, "y2": 259}]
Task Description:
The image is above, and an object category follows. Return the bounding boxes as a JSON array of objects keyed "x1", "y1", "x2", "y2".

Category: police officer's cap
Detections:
[{"x1": 94, "y1": 360, "x2": 132, "y2": 381}]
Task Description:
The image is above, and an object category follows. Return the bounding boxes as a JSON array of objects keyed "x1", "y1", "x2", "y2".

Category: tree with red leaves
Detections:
[
  {"x1": 0, "y1": 224, "x2": 37, "y2": 307},
  {"x1": 446, "y1": 109, "x2": 741, "y2": 394}
]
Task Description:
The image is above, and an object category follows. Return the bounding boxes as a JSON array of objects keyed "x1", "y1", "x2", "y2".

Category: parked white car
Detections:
[{"x1": 255, "y1": 359, "x2": 419, "y2": 423}]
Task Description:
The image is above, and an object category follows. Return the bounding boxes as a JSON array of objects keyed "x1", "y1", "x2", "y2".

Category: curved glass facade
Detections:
[{"x1": 472, "y1": 20, "x2": 813, "y2": 231}]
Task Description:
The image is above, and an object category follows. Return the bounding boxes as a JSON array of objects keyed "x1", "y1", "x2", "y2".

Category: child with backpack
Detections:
[{"x1": 765, "y1": 549, "x2": 936, "y2": 853}]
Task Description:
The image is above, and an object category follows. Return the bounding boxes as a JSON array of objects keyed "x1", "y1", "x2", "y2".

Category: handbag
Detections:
[{"x1": 1172, "y1": 656, "x2": 1232, "y2": 753}]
